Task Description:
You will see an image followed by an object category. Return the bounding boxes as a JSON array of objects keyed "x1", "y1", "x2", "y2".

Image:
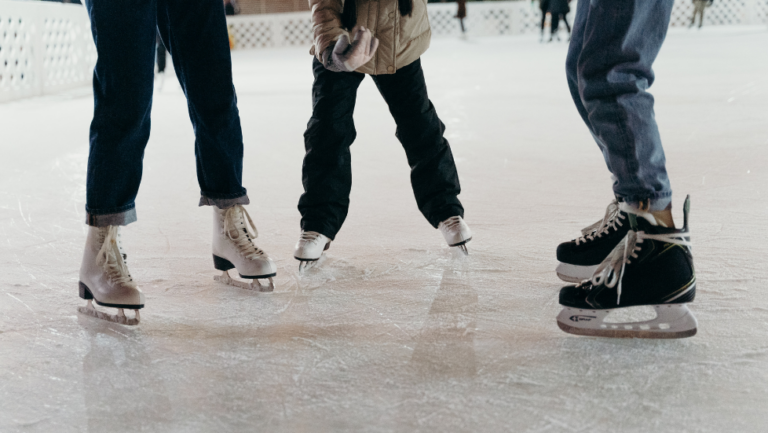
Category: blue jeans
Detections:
[
  {"x1": 84, "y1": 0, "x2": 248, "y2": 227},
  {"x1": 566, "y1": 0, "x2": 674, "y2": 211}
]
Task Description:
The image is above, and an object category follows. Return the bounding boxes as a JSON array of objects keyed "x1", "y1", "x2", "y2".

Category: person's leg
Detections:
[
  {"x1": 156, "y1": 32, "x2": 167, "y2": 74},
  {"x1": 563, "y1": 14, "x2": 571, "y2": 34},
  {"x1": 157, "y1": 0, "x2": 249, "y2": 208},
  {"x1": 298, "y1": 59, "x2": 365, "y2": 240},
  {"x1": 573, "y1": 0, "x2": 674, "y2": 215},
  {"x1": 84, "y1": 0, "x2": 157, "y2": 226},
  {"x1": 550, "y1": 13, "x2": 560, "y2": 40},
  {"x1": 371, "y1": 59, "x2": 464, "y2": 228},
  {"x1": 698, "y1": 3, "x2": 706, "y2": 27}
]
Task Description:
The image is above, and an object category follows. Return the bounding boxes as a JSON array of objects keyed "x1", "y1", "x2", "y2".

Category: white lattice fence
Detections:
[
  {"x1": 227, "y1": 12, "x2": 314, "y2": 49},
  {"x1": 0, "y1": 0, "x2": 94, "y2": 103}
]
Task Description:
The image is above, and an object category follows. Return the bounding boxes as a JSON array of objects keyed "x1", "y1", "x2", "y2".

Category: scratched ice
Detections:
[{"x1": 1, "y1": 26, "x2": 767, "y2": 432}]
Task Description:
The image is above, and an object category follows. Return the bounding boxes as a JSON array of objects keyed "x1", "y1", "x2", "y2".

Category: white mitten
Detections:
[{"x1": 322, "y1": 27, "x2": 379, "y2": 73}]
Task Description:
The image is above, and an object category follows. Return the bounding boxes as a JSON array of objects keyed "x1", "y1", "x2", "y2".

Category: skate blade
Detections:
[
  {"x1": 556, "y1": 304, "x2": 698, "y2": 339},
  {"x1": 214, "y1": 271, "x2": 274, "y2": 292},
  {"x1": 77, "y1": 300, "x2": 140, "y2": 326},
  {"x1": 555, "y1": 263, "x2": 598, "y2": 283}
]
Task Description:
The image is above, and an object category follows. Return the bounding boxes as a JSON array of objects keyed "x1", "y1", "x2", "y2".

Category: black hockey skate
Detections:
[
  {"x1": 556, "y1": 196, "x2": 697, "y2": 339},
  {"x1": 556, "y1": 200, "x2": 631, "y2": 283}
]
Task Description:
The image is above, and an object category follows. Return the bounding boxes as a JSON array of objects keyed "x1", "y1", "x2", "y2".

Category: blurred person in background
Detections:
[
  {"x1": 547, "y1": 0, "x2": 571, "y2": 42},
  {"x1": 224, "y1": 0, "x2": 240, "y2": 16},
  {"x1": 76, "y1": 0, "x2": 277, "y2": 325},
  {"x1": 293, "y1": 0, "x2": 473, "y2": 270},
  {"x1": 690, "y1": 0, "x2": 713, "y2": 28},
  {"x1": 539, "y1": 0, "x2": 550, "y2": 42},
  {"x1": 456, "y1": 0, "x2": 467, "y2": 37},
  {"x1": 155, "y1": 31, "x2": 167, "y2": 89}
]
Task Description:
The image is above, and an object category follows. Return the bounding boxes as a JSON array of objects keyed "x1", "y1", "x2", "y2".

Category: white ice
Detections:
[{"x1": 1, "y1": 26, "x2": 768, "y2": 432}]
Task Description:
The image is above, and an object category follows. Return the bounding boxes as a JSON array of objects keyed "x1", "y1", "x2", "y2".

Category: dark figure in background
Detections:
[
  {"x1": 548, "y1": 0, "x2": 571, "y2": 42},
  {"x1": 156, "y1": 32, "x2": 167, "y2": 74},
  {"x1": 456, "y1": 0, "x2": 467, "y2": 37},
  {"x1": 539, "y1": 0, "x2": 550, "y2": 42},
  {"x1": 224, "y1": 0, "x2": 240, "y2": 16},
  {"x1": 690, "y1": 0, "x2": 713, "y2": 28}
]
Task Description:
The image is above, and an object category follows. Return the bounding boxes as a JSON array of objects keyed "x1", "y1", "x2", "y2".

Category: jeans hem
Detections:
[
  {"x1": 86, "y1": 207, "x2": 137, "y2": 227},
  {"x1": 198, "y1": 192, "x2": 250, "y2": 209}
]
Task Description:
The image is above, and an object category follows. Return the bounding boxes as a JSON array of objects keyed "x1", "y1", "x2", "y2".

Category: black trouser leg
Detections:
[
  {"x1": 298, "y1": 59, "x2": 365, "y2": 240},
  {"x1": 157, "y1": 0, "x2": 248, "y2": 205},
  {"x1": 371, "y1": 59, "x2": 464, "y2": 228},
  {"x1": 551, "y1": 13, "x2": 561, "y2": 35},
  {"x1": 563, "y1": 14, "x2": 571, "y2": 33}
]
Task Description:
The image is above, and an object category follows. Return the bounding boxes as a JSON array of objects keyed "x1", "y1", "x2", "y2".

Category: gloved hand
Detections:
[{"x1": 322, "y1": 27, "x2": 379, "y2": 73}]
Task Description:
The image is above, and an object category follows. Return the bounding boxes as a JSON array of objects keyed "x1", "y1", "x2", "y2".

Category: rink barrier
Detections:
[
  {"x1": 0, "y1": 1, "x2": 95, "y2": 103},
  {"x1": 225, "y1": 0, "x2": 768, "y2": 50},
  {"x1": 1, "y1": 0, "x2": 767, "y2": 102}
]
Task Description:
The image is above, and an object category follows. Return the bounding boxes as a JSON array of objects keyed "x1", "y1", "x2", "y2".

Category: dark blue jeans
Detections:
[
  {"x1": 84, "y1": 0, "x2": 248, "y2": 227},
  {"x1": 299, "y1": 58, "x2": 464, "y2": 240},
  {"x1": 566, "y1": 0, "x2": 674, "y2": 211}
]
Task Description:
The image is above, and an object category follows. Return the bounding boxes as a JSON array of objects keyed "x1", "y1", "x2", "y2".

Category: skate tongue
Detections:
[{"x1": 619, "y1": 202, "x2": 659, "y2": 227}]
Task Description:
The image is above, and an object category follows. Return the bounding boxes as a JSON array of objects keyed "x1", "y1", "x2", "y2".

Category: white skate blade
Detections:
[
  {"x1": 556, "y1": 304, "x2": 698, "y2": 339},
  {"x1": 555, "y1": 263, "x2": 598, "y2": 283},
  {"x1": 297, "y1": 254, "x2": 327, "y2": 274},
  {"x1": 77, "y1": 300, "x2": 140, "y2": 326},
  {"x1": 214, "y1": 271, "x2": 274, "y2": 292}
]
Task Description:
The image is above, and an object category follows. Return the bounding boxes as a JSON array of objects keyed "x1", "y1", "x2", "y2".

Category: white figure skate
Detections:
[
  {"x1": 294, "y1": 231, "x2": 331, "y2": 272},
  {"x1": 78, "y1": 226, "x2": 143, "y2": 325},
  {"x1": 439, "y1": 216, "x2": 472, "y2": 255},
  {"x1": 212, "y1": 205, "x2": 277, "y2": 292}
]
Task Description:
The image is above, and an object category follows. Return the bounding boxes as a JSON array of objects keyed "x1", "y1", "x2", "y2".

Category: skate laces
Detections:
[
  {"x1": 575, "y1": 200, "x2": 625, "y2": 245},
  {"x1": 440, "y1": 216, "x2": 463, "y2": 232},
  {"x1": 299, "y1": 231, "x2": 324, "y2": 244},
  {"x1": 223, "y1": 205, "x2": 266, "y2": 260},
  {"x1": 96, "y1": 226, "x2": 135, "y2": 286},
  {"x1": 589, "y1": 229, "x2": 691, "y2": 304}
]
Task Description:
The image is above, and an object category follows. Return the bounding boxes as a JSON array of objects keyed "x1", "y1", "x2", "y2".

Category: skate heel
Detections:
[
  {"x1": 79, "y1": 282, "x2": 94, "y2": 300},
  {"x1": 213, "y1": 255, "x2": 235, "y2": 271}
]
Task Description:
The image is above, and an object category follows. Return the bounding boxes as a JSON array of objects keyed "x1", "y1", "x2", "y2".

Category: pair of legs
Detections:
[
  {"x1": 550, "y1": 13, "x2": 571, "y2": 39},
  {"x1": 298, "y1": 58, "x2": 464, "y2": 241},
  {"x1": 79, "y1": 0, "x2": 275, "y2": 325},
  {"x1": 556, "y1": 0, "x2": 697, "y2": 339},
  {"x1": 84, "y1": 0, "x2": 248, "y2": 226},
  {"x1": 691, "y1": 1, "x2": 708, "y2": 28}
]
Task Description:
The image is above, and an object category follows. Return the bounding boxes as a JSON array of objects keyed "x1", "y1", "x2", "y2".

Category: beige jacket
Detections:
[{"x1": 309, "y1": 0, "x2": 431, "y2": 75}]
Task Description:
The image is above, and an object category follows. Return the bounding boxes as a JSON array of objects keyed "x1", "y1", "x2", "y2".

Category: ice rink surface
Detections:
[{"x1": 1, "y1": 26, "x2": 767, "y2": 432}]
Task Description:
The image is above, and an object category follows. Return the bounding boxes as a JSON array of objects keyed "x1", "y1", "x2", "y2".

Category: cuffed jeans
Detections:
[
  {"x1": 566, "y1": 0, "x2": 674, "y2": 211},
  {"x1": 84, "y1": 0, "x2": 248, "y2": 227},
  {"x1": 299, "y1": 58, "x2": 464, "y2": 240}
]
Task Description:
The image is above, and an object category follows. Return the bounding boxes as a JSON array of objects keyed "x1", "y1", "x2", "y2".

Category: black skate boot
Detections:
[
  {"x1": 556, "y1": 200, "x2": 633, "y2": 282},
  {"x1": 556, "y1": 196, "x2": 697, "y2": 339}
]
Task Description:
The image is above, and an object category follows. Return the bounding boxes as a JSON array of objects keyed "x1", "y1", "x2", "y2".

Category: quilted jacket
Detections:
[{"x1": 308, "y1": 0, "x2": 431, "y2": 75}]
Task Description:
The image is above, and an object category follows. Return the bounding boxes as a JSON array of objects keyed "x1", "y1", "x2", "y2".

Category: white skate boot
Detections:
[
  {"x1": 78, "y1": 226, "x2": 143, "y2": 325},
  {"x1": 439, "y1": 216, "x2": 472, "y2": 255},
  {"x1": 294, "y1": 231, "x2": 331, "y2": 272},
  {"x1": 212, "y1": 205, "x2": 277, "y2": 292}
]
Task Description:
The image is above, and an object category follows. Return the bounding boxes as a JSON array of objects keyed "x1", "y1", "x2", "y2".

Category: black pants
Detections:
[
  {"x1": 83, "y1": 0, "x2": 247, "y2": 226},
  {"x1": 299, "y1": 58, "x2": 464, "y2": 240},
  {"x1": 551, "y1": 13, "x2": 571, "y2": 35}
]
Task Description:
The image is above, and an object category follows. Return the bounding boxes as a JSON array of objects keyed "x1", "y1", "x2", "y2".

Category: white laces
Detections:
[
  {"x1": 588, "y1": 229, "x2": 691, "y2": 304},
  {"x1": 300, "y1": 231, "x2": 324, "y2": 244},
  {"x1": 96, "y1": 226, "x2": 135, "y2": 286},
  {"x1": 440, "y1": 216, "x2": 463, "y2": 231},
  {"x1": 223, "y1": 205, "x2": 266, "y2": 260},
  {"x1": 575, "y1": 200, "x2": 626, "y2": 245}
]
